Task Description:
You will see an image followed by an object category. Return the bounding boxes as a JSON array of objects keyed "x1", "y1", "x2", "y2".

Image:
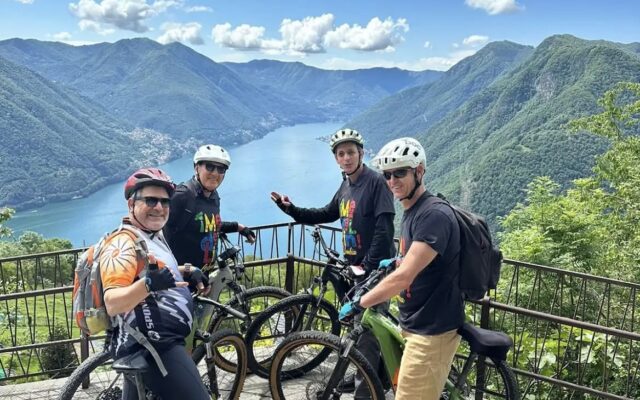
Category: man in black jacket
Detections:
[{"x1": 272, "y1": 128, "x2": 395, "y2": 397}]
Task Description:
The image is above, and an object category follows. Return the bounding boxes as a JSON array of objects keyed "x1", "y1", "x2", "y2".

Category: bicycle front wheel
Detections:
[
  {"x1": 269, "y1": 331, "x2": 385, "y2": 400},
  {"x1": 245, "y1": 293, "x2": 340, "y2": 378},
  {"x1": 195, "y1": 286, "x2": 291, "y2": 372},
  {"x1": 193, "y1": 329, "x2": 248, "y2": 400},
  {"x1": 58, "y1": 351, "x2": 123, "y2": 400},
  {"x1": 443, "y1": 355, "x2": 520, "y2": 400}
]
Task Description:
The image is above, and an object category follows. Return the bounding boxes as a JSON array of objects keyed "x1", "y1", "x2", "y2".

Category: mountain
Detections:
[
  {"x1": 223, "y1": 60, "x2": 443, "y2": 120},
  {"x1": 345, "y1": 41, "x2": 534, "y2": 150},
  {"x1": 0, "y1": 38, "x2": 320, "y2": 144},
  {"x1": 418, "y1": 35, "x2": 640, "y2": 224},
  {"x1": 0, "y1": 55, "x2": 183, "y2": 209}
]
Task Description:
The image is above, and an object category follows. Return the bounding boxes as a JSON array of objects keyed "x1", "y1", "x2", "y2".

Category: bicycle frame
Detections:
[{"x1": 360, "y1": 307, "x2": 472, "y2": 398}]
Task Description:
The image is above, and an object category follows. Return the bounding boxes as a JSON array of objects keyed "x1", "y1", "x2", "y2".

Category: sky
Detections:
[{"x1": 0, "y1": 0, "x2": 638, "y2": 71}]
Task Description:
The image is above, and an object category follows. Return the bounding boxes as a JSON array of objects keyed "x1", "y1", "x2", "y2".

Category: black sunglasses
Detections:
[
  {"x1": 135, "y1": 196, "x2": 171, "y2": 208},
  {"x1": 202, "y1": 162, "x2": 227, "y2": 174},
  {"x1": 383, "y1": 168, "x2": 411, "y2": 180}
]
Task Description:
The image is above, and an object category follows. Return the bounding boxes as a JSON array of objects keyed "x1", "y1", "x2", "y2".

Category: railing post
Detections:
[
  {"x1": 285, "y1": 254, "x2": 295, "y2": 295},
  {"x1": 80, "y1": 332, "x2": 90, "y2": 388},
  {"x1": 475, "y1": 296, "x2": 491, "y2": 400}
]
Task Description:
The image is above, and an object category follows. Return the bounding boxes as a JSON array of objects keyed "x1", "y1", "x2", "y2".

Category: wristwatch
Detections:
[
  {"x1": 144, "y1": 276, "x2": 152, "y2": 293},
  {"x1": 184, "y1": 263, "x2": 192, "y2": 275}
]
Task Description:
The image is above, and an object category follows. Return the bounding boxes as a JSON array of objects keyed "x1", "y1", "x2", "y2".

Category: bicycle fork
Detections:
[{"x1": 320, "y1": 331, "x2": 359, "y2": 400}]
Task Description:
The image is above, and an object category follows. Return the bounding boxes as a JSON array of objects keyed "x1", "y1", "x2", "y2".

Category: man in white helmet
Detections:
[
  {"x1": 164, "y1": 144, "x2": 256, "y2": 271},
  {"x1": 339, "y1": 137, "x2": 464, "y2": 400},
  {"x1": 272, "y1": 128, "x2": 395, "y2": 396}
]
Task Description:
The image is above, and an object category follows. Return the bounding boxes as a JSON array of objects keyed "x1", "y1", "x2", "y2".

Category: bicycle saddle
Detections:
[
  {"x1": 112, "y1": 351, "x2": 150, "y2": 373},
  {"x1": 457, "y1": 323, "x2": 512, "y2": 361}
]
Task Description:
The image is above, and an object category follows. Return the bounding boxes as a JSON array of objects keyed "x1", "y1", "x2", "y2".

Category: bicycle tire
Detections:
[
  {"x1": 269, "y1": 330, "x2": 386, "y2": 400},
  {"x1": 193, "y1": 329, "x2": 248, "y2": 400},
  {"x1": 443, "y1": 356, "x2": 520, "y2": 400},
  {"x1": 245, "y1": 293, "x2": 340, "y2": 379},
  {"x1": 58, "y1": 351, "x2": 121, "y2": 400},
  {"x1": 193, "y1": 286, "x2": 291, "y2": 372}
]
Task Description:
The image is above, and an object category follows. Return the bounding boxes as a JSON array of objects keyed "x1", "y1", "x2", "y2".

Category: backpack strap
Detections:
[
  {"x1": 123, "y1": 322, "x2": 169, "y2": 377},
  {"x1": 105, "y1": 226, "x2": 168, "y2": 376}
]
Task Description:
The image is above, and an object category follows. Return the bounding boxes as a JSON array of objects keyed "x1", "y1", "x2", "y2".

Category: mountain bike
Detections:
[
  {"x1": 244, "y1": 225, "x2": 358, "y2": 378},
  {"x1": 268, "y1": 265, "x2": 520, "y2": 400},
  {"x1": 58, "y1": 296, "x2": 248, "y2": 400},
  {"x1": 191, "y1": 231, "x2": 292, "y2": 372}
]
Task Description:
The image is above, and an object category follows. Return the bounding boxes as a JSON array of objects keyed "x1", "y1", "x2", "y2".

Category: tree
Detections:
[
  {"x1": 499, "y1": 82, "x2": 640, "y2": 280},
  {"x1": 0, "y1": 208, "x2": 13, "y2": 238}
]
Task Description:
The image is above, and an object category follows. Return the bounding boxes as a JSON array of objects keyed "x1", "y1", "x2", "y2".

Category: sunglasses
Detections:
[
  {"x1": 202, "y1": 162, "x2": 227, "y2": 174},
  {"x1": 135, "y1": 196, "x2": 171, "y2": 208},
  {"x1": 383, "y1": 168, "x2": 411, "y2": 180}
]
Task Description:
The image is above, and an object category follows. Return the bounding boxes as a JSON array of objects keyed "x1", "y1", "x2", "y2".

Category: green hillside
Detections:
[
  {"x1": 0, "y1": 55, "x2": 182, "y2": 209},
  {"x1": 422, "y1": 35, "x2": 640, "y2": 224},
  {"x1": 0, "y1": 38, "x2": 320, "y2": 144},
  {"x1": 223, "y1": 60, "x2": 443, "y2": 120},
  {"x1": 346, "y1": 41, "x2": 534, "y2": 150}
]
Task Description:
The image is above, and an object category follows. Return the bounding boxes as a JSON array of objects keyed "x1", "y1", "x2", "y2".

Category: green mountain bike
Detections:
[{"x1": 268, "y1": 266, "x2": 520, "y2": 400}]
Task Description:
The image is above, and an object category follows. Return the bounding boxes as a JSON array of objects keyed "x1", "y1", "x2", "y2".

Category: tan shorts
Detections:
[{"x1": 396, "y1": 328, "x2": 461, "y2": 400}]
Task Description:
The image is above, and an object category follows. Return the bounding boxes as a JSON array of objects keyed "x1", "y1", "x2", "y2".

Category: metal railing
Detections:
[{"x1": 0, "y1": 222, "x2": 639, "y2": 399}]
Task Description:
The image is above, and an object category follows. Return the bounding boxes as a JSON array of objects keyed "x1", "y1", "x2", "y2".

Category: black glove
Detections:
[
  {"x1": 145, "y1": 262, "x2": 177, "y2": 292},
  {"x1": 186, "y1": 267, "x2": 209, "y2": 293},
  {"x1": 240, "y1": 227, "x2": 256, "y2": 242}
]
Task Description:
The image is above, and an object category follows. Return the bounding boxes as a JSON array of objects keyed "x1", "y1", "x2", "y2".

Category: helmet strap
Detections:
[
  {"x1": 131, "y1": 202, "x2": 161, "y2": 236},
  {"x1": 344, "y1": 149, "x2": 363, "y2": 179},
  {"x1": 399, "y1": 169, "x2": 421, "y2": 201}
]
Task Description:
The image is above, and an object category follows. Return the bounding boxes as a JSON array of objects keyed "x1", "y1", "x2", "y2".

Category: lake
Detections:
[{"x1": 7, "y1": 122, "x2": 350, "y2": 247}]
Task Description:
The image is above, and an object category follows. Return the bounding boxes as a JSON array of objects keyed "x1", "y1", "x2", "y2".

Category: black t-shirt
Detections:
[
  {"x1": 290, "y1": 165, "x2": 396, "y2": 268},
  {"x1": 398, "y1": 192, "x2": 464, "y2": 335},
  {"x1": 164, "y1": 178, "x2": 223, "y2": 267}
]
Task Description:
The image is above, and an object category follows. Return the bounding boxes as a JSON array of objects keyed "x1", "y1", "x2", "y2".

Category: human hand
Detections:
[
  {"x1": 378, "y1": 258, "x2": 397, "y2": 271},
  {"x1": 239, "y1": 225, "x2": 256, "y2": 244},
  {"x1": 338, "y1": 299, "x2": 363, "y2": 322},
  {"x1": 145, "y1": 255, "x2": 188, "y2": 292},
  {"x1": 270, "y1": 192, "x2": 292, "y2": 213},
  {"x1": 184, "y1": 265, "x2": 210, "y2": 295}
]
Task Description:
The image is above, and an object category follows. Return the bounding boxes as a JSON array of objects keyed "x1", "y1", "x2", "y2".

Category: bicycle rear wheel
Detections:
[
  {"x1": 58, "y1": 351, "x2": 124, "y2": 400},
  {"x1": 245, "y1": 293, "x2": 340, "y2": 378},
  {"x1": 193, "y1": 329, "x2": 247, "y2": 400},
  {"x1": 269, "y1": 331, "x2": 385, "y2": 400},
  {"x1": 443, "y1": 354, "x2": 520, "y2": 400}
]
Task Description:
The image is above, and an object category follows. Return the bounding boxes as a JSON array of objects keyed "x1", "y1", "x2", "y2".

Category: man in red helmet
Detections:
[{"x1": 99, "y1": 167, "x2": 209, "y2": 400}]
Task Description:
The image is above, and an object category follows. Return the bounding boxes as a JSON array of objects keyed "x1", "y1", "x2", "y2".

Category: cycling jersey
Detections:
[{"x1": 99, "y1": 221, "x2": 193, "y2": 358}]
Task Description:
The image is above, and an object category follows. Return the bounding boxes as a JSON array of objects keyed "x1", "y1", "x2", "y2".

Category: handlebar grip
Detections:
[{"x1": 147, "y1": 255, "x2": 159, "y2": 271}]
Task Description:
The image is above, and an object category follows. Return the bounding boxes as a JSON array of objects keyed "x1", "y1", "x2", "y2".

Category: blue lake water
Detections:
[{"x1": 7, "y1": 122, "x2": 350, "y2": 247}]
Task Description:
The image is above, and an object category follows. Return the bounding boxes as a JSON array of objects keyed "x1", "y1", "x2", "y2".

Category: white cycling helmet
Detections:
[
  {"x1": 193, "y1": 144, "x2": 231, "y2": 167},
  {"x1": 329, "y1": 128, "x2": 364, "y2": 152},
  {"x1": 372, "y1": 137, "x2": 426, "y2": 171}
]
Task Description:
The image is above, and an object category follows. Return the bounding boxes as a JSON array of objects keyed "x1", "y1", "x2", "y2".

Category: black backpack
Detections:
[{"x1": 425, "y1": 193, "x2": 502, "y2": 300}]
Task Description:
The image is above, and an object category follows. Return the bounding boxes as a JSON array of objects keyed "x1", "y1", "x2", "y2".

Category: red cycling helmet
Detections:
[{"x1": 124, "y1": 168, "x2": 176, "y2": 200}]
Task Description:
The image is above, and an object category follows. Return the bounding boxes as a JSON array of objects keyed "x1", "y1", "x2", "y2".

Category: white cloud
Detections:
[
  {"x1": 158, "y1": 22, "x2": 203, "y2": 44},
  {"x1": 186, "y1": 5, "x2": 212, "y2": 13},
  {"x1": 15, "y1": 0, "x2": 34, "y2": 4},
  {"x1": 212, "y1": 23, "x2": 269, "y2": 50},
  {"x1": 324, "y1": 17, "x2": 408, "y2": 52},
  {"x1": 462, "y1": 34, "x2": 489, "y2": 47},
  {"x1": 465, "y1": 0, "x2": 523, "y2": 15},
  {"x1": 423, "y1": 41, "x2": 431, "y2": 48},
  {"x1": 69, "y1": 0, "x2": 180, "y2": 34},
  {"x1": 212, "y1": 14, "x2": 409, "y2": 56},
  {"x1": 52, "y1": 32, "x2": 73, "y2": 41},
  {"x1": 279, "y1": 14, "x2": 335, "y2": 54}
]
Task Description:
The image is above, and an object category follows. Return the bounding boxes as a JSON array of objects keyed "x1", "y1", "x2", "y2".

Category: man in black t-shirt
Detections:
[
  {"x1": 272, "y1": 128, "x2": 395, "y2": 396},
  {"x1": 341, "y1": 137, "x2": 463, "y2": 400}
]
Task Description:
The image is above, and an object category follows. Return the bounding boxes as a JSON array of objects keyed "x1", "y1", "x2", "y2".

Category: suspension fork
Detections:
[{"x1": 320, "y1": 328, "x2": 362, "y2": 400}]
